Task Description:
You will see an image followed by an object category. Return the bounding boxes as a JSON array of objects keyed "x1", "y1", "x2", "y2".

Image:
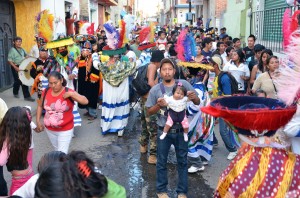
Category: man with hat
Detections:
[
  {"x1": 30, "y1": 46, "x2": 56, "y2": 101},
  {"x1": 139, "y1": 50, "x2": 165, "y2": 164},
  {"x1": 136, "y1": 25, "x2": 156, "y2": 68},
  {"x1": 208, "y1": 55, "x2": 238, "y2": 160},
  {"x1": 77, "y1": 41, "x2": 100, "y2": 120},
  {"x1": 146, "y1": 58, "x2": 200, "y2": 198},
  {"x1": 8, "y1": 36, "x2": 35, "y2": 102},
  {"x1": 130, "y1": 35, "x2": 141, "y2": 58}
]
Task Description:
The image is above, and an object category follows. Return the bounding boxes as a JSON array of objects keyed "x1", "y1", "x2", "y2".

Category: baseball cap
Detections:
[
  {"x1": 160, "y1": 58, "x2": 176, "y2": 69},
  {"x1": 158, "y1": 44, "x2": 165, "y2": 51},
  {"x1": 208, "y1": 55, "x2": 223, "y2": 70}
]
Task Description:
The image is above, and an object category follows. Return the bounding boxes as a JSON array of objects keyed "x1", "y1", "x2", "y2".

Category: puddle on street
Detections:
[{"x1": 89, "y1": 110, "x2": 214, "y2": 198}]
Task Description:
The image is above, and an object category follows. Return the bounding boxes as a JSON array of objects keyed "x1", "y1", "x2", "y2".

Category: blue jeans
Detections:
[
  {"x1": 156, "y1": 129, "x2": 188, "y2": 194},
  {"x1": 87, "y1": 107, "x2": 97, "y2": 118},
  {"x1": 188, "y1": 156, "x2": 203, "y2": 168},
  {"x1": 219, "y1": 118, "x2": 237, "y2": 152}
]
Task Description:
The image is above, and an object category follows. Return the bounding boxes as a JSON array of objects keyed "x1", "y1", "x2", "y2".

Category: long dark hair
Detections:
[
  {"x1": 49, "y1": 71, "x2": 67, "y2": 87},
  {"x1": 35, "y1": 151, "x2": 108, "y2": 198},
  {"x1": 258, "y1": 49, "x2": 273, "y2": 72},
  {"x1": 234, "y1": 49, "x2": 245, "y2": 64},
  {"x1": 0, "y1": 107, "x2": 31, "y2": 169}
]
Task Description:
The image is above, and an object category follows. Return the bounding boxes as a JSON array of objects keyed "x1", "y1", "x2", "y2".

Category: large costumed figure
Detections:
[
  {"x1": 30, "y1": 10, "x2": 56, "y2": 103},
  {"x1": 99, "y1": 21, "x2": 136, "y2": 136},
  {"x1": 175, "y1": 28, "x2": 215, "y2": 171},
  {"x1": 202, "y1": 96, "x2": 300, "y2": 198},
  {"x1": 76, "y1": 38, "x2": 101, "y2": 120}
]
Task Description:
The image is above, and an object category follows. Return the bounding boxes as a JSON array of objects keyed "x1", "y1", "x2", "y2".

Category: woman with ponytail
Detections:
[{"x1": 35, "y1": 150, "x2": 126, "y2": 198}]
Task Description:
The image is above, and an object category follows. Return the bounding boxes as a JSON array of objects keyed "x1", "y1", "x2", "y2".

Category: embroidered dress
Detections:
[
  {"x1": 99, "y1": 59, "x2": 135, "y2": 134},
  {"x1": 202, "y1": 96, "x2": 300, "y2": 198}
]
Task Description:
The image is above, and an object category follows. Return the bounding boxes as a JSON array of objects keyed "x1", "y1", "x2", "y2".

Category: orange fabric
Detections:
[
  {"x1": 31, "y1": 73, "x2": 43, "y2": 96},
  {"x1": 99, "y1": 73, "x2": 103, "y2": 96}
]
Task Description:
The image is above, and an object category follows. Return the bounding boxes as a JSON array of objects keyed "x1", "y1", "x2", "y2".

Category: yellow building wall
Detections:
[{"x1": 13, "y1": 0, "x2": 41, "y2": 52}]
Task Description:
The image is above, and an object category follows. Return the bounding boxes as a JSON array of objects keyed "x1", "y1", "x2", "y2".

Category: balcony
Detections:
[{"x1": 98, "y1": 0, "x2": 118, "y2": 6}]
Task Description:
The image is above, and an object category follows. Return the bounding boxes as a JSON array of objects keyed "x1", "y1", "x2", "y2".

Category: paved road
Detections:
[{"x1": 2, "y1": 97, "x2": 231, "y2": 197}]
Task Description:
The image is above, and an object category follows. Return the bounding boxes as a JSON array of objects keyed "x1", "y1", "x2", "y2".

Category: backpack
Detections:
[
  {"x1": 217, "y1": 72, "x2": 239, "y2": 95},
  {"x1": 42, "y1": 87, "x2": 74, "y2": 109},
  {"x1": 132, "y1": 64, "x2": 151, "y2": 96}
]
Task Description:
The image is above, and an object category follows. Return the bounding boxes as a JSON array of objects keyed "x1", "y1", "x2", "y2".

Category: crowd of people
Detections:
[{"x1": 1, "y1": 14, "x2": 300, "y2": 198}]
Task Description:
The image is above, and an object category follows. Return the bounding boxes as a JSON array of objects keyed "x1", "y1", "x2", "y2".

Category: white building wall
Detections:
[
  {"x1": 90, "y1": 0, "x2": 99, "y2": 31},
  {"x1": 110, "y1": 0, "x2": 126, "y2": 26},
  {"x1": 176, "y1": 7, "x2": 195, "y2": 25},
  {"x1": 41, "y1": 0, "x2": 80, "y2": 39}
]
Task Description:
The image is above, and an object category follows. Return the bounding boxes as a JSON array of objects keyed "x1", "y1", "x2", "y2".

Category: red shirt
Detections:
[
  {"x1": 43, "y1": 87, "x2": 74, "y2": 131},
  {"x1": 66, "y1": 18, "x2": 76, "y2": 36}
]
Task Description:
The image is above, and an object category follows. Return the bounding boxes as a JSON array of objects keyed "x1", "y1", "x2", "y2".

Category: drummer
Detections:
[
  {"x1": 8, "y1": 36, "x2": 35, "y2": 102},
  {"x1": 30, "y1": 46, "x2": 55, "y2": 79}
]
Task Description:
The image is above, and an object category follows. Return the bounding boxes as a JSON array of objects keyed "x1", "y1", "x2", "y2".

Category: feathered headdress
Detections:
[
  {"x1": 138, "y1": 23, "x2": 156, "y2": 51},
  {"x1": 282, "y1": 8, "x2": 292, "y2": 49},
  {"x1": 274, "y1": 30, "x2": 300, "y2": 105},
  {"x1": 102, "y1": 21, "x2": 127, "y2": 56},
  {"x1": 176, "y1": 29, "x2": 213, "y2": 70},
  {"x1": 36, "y1": 10, "x2": 54, "y2": 43}
]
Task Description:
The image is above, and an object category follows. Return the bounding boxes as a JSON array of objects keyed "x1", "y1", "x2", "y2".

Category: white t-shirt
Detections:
[
  {"x1": 164, "y1": 95, "x2": 188, "y2": 112},
  {"x1": 221, "y1": 52, "x2": 227, "y2": 67},
  {"x1": 126, "y1": 50, "x2": 137, "y2": 62},
  {"x1": 223, "y1": 61, "x2": 250, "y2": 91}
]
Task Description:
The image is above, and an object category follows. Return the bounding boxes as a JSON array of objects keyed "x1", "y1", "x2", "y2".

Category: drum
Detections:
[{"x1": 18, "y1": 57, "x2": 37, "y2": 86}]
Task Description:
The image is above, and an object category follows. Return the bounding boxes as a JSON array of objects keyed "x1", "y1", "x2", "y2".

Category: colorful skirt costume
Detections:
[{"x1": 202, "y1": 96, "x2": 299, "y2": 198}]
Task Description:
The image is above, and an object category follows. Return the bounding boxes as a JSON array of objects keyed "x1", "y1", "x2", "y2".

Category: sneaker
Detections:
[
  {"x1": 140, "y1": 145, "x2": 147, "y2": 153},
  {"x1": 118, "y1": 130, "x2": 124, "y2": 137},
  {"x1": 157, "y1": 193, "x2": 169, "y2": 198},
  {"x1": 177, "y1": 193, "x2": 187, "y2": 198},
  {"x1": 148, "y1": 155, "x2": 157, "y2": 164},
  {"x1": 227, "y1": 151, "x2": 238, "y2": 160},
  {"x1": 14, "y1": 94, "x2": 20, "y2": 98},
  {"x1": 202, "y1": 161, "x2": 209, "y2": 166},
  {"x1": 188, "y1": 165, "x2": 205, "y2": 173},
  {"x1": 24, "y1": 97, "x2": 35, "y2": 102}
]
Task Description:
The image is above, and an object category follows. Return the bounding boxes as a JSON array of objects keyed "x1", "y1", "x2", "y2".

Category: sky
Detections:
[{"x1": 138, "y1": 0, "x2": 161, "y2": 17}]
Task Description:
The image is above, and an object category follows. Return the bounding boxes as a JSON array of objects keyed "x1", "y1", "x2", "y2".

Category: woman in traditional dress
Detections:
[
  {"x1": 99, "y1": 22, "x2": 136, "y2": 136},
  {"x1": 202, "y1": 96, "x2": 300, "y2": 197}
]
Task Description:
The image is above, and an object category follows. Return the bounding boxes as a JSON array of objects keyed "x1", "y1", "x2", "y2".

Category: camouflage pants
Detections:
[{"x1": 139, "y1": 99, "x2": 157, "y2": 155}]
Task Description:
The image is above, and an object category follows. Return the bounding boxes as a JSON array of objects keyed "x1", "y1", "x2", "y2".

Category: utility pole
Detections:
[{"x1": 189, "y1": 0, "x2": 192, "y2": 25}]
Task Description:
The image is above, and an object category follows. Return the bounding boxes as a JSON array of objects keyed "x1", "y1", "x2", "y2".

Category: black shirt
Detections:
[
  {"x1": 243, "y1": 46, "x2": 254, "y2": 59},
  {"x1": 248, "y1": 56, "x2": 258, "y2": 72}
]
